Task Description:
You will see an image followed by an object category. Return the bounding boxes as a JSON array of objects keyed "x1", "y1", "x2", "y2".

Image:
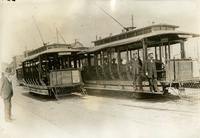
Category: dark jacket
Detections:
[
  {"x1": 145, "y1": 59, "x2": 157, "y2": 79},
  {"x1": 0, "y1": 76, "x2": 13, "y2": 99}
]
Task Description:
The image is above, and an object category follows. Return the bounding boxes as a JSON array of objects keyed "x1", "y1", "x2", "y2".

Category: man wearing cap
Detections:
[
  {"x1": 0, "y1": 72, "x2": 13, "y2": 121},
  {"x1": 103, "y1": 58, "x2": 110, "y2": 80},
  {"x1": 130, "y1": 52, "x2": 143, "y2": 91},
  {"x1": 119, "y1": 58, "x2": 127, "y2": 80},
  {"x1": 111, "y1": 58, "x2": 118, "y2": 79},
  {"x1": 145, "y1": 53, "x2": 159, "y2": 92}
]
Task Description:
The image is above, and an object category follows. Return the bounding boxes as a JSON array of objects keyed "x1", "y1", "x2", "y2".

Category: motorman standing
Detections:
[
  {"x1": 145, "y1": 52, "x2": 159, "y2": 92},
  {"x1": 130, "y1": 52, "x2": 143, "y2": 91}
]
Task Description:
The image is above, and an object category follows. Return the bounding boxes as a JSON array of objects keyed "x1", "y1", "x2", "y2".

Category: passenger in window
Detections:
[
  {"x1": 96, "y1": 64, "x2": 103, "y2": 80},
  {"x1": 130, "y1": 52, "x2": 143, "y2": 91},
  {"x1": 145, "y1": 53, "x2": 159, "y2": 92},
  {"x1": 111, "y1": 58, "x2": 118, "y2": 79},
  {"x1": 103, "y1": 58, "x2": 110, "y2": 80},
  {"x1": 119, "y1": 58, "x2": 127, "y2": 80}
]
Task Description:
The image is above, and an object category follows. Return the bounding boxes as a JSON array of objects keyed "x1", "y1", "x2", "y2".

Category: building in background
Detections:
[{"x1": 12, "y1": 54, "x2": 24, "y2": 74}]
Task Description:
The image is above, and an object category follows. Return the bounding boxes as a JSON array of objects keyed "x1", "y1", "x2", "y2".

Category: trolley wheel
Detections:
[
  {"x1": 49, "y1": 88, "x2": 57, "y2": 99},
  {"x1": 80, "y1": 86, "x2": 87, "y2": 96}
]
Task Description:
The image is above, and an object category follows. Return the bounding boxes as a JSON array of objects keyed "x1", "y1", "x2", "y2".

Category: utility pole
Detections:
[
  {"x1": 131, "y1": 15, "x2": 134, "y2": 28},
  {"x1": 24, "y1": 45, "x2": 28, "y2": 57},
  {"x1": 56, "y1": 28, "x2": 59, "y2": 44},
  {"x1": 197, "y1": 40, "x2": 199, "y2": 61}
]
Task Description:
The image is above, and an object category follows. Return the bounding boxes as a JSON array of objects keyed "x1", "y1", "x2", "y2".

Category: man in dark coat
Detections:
[
  {"x1": 111, "y1": 58, "x2": 118, "y2": 79},
  {"x1": 103, "y1": 58, "x2": 111, "y2": 80},
  {"x1": 0, "y1": 72, "x2": 13, "y2": 121},
  {"x1": 130, "y1": 52, "x2": 143, "y2": 91},
  {"x1": 119, "y1": 58, "x2": 127, "y2": 80},
  {"x1": 145, "y1": 53, "x2": 159, "y2": 92}
]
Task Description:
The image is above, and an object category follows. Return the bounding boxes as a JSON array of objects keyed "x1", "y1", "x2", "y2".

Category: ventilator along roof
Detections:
[
  {"x1": 86, "y1": 24, "x2": 199, "y2": 53},
  {"x1": 24, "y1": 43, "x2": 87, "y2": 61}
]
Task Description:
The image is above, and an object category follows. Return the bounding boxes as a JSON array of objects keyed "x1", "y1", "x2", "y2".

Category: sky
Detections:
[{"x1": 0, "y1": 0, "x2": 200, "y2": 64}]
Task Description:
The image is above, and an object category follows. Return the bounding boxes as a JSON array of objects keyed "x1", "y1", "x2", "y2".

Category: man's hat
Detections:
[{"x1": 148, "y1": 52, "x2": 153, "y2": 56}]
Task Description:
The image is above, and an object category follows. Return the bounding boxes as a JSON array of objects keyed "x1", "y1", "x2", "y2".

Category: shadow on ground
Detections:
[
  {"x1": 135, "y1": 94, "x2": 181, "y2": 103},
  {"x1": 88, "y1": 90, "x2": 181, "y2": 103},
  {"x1": 21, "y1": 92, "x2": 85, "y2": 102},
  {"x1": 21, "y1": 89, "x2": 181, "y2": 104}
]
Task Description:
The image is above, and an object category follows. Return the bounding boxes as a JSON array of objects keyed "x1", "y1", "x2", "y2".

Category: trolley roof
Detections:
[
  {"x1": 24, "y1": 43, "x2": 87, "y2": 61},
  {"x1": 84, "y1": 24, "x2": 199, "y2": 53}
]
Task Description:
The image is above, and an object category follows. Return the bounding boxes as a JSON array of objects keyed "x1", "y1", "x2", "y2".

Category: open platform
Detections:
[{"x1": 84, "y1": 80, "x2": 164, "y2": 98}]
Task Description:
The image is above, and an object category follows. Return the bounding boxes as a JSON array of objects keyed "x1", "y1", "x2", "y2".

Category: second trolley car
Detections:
[{"x1": 21, "y1": 43, "x2": 85, "y2": 98}]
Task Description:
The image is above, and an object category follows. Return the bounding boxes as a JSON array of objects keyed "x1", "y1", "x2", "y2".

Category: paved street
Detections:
[{"x1": 0, "y1": 78, "x2": 200, "y2": 138}]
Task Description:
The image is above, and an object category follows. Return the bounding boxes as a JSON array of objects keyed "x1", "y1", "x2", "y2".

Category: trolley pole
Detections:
[{"x1": 142, "y1": 39, "x2": 147, "y2": 73}]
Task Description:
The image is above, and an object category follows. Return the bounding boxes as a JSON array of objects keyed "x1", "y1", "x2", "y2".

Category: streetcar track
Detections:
[{"x1": 119, "y1": 104, "x2": 198, "y2": 114}]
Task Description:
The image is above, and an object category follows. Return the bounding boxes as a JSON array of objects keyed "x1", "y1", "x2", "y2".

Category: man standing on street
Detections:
[
  {"x1": 0, "y1": 72, "x2": 13, "y2": 122},
  {"x1": 145, "y1": 53, "x2": 159, "y2": 92}
]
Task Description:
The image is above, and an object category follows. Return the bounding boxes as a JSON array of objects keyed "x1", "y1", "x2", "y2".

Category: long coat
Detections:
[
  {"x1": 130, "y1": 58, "x2": 142, "y2": 76},
  {"x1": 145, "y1": 59, "x2": 157, "y2": 79},
  {"x1": 0, "y1": 76, "x2": 13, "y2": 99}
]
